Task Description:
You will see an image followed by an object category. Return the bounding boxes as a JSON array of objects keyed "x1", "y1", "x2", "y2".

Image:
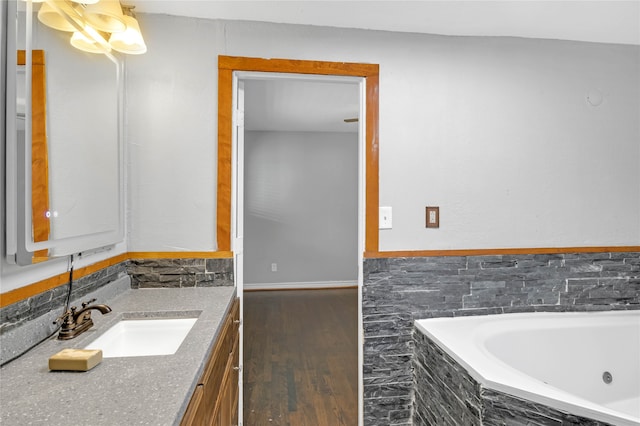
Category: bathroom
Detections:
[{"x1": 1, "y1": 1, "x2": 639, "y2": 425}]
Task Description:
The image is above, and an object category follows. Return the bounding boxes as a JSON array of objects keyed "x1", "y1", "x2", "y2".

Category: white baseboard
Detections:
[{"x1": 243, "y1": 280, "x2": 357, "y2": 291}]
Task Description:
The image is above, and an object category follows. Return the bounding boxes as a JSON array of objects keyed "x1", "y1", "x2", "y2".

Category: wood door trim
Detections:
[{"x1": 217, "y1": 56, "x2": 380, "y2": 253}]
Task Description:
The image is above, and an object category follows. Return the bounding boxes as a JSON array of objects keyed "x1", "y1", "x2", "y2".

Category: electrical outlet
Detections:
[
  {"x1": 271, "y1": 263, "x2": 277, "y2": 272},
  {"x1": 426, "y1": 206, "x2": 439, "y2": 228}
]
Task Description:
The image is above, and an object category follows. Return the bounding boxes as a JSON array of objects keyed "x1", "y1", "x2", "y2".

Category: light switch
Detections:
[{"x1": 379, "y1": 206, "x2": 392, "y2": 229}]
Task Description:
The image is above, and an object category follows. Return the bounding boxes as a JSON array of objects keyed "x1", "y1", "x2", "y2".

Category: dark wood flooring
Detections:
[{"x1": 243, "y1": 288, "x2": 358, "y2": 426}]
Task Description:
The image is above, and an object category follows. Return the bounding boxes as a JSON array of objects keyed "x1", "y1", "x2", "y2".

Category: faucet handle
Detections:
[
  {"x1": 81, "y1": 298, "x2": 97, "y2": 308},
  {"x1": 54, "y1": 309, "x2": 74, "y2": 325}
]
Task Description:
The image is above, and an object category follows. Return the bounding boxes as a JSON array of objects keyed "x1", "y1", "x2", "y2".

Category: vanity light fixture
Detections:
[
  {"x1": 83, "y1": 0, "x2": 127, "y2": 33},
  {"x1": 69, "y1": 0, "x2": 99, "y2": 4},
  {"x1": 32, "y1": 0, "x2": 147, "y2": 55},
  {"x1": 70, "y1": 28, "x2": 111, "y2": 54},
  {"x1": 108, "y1": 7, "x2": 147, "y2": 54},
  {"x1": 37, "y1": 0, "x2": 80, "y2": 32}
]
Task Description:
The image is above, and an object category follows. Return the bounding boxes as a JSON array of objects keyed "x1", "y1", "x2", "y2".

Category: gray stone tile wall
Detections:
[
  {"x1": 0, "y1": 256, "x2": 234, "y2": 365},
  {"x1": 413, "y1": 330, "x2": 482, "y2": 425},
  {"x1": 481, "y1": 388, "x2": 613, "y2": 426},
  {"x1": 0, "y1": 266, "x2": 129, "y2": 365},
  {"x1": 0, "y1": 262, "x2": 127, "y2": 336},
  {"x1": 127, "y1": 258, "x2": 234, "y2": 288},
  {"x1": 363, "y1": 252, "x2": 640, "y2": 425},
  {"x1": 412, "y1": 326, "x2": 614, "y2": 426},
  {"x1": 1, "y1": 257, "x2": 234, "y2": 337}
]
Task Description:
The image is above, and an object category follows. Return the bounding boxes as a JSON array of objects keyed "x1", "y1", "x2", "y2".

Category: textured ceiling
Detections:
[{"x1": 244, "y1": 79, "x2": 360, "y2": 133}]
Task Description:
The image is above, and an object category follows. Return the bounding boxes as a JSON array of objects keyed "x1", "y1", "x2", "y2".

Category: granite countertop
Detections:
[{"x1": 0, "y1": 286, "x2": 235, "y2": 426}]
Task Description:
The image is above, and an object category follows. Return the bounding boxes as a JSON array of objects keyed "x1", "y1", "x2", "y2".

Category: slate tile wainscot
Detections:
[
  {"x1": 1, "y1": 258, "x2": 234, "y2": 365},
  {"x1": 2, "y1": 262, "x2": 127, "y2": 336},
  {"x1": 362, "y1": 251, "x2": 640, "y2": 425},
  {"x1": 127, "y1": 258, "x2": 234, "y2": 288}
]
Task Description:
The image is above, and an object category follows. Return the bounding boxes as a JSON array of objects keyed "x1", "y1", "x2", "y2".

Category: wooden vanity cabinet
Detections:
[{"x1": 181, "y1": 298, "x2": 240, "y2": 426}]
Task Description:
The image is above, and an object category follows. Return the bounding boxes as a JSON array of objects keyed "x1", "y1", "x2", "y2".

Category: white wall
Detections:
[
  {"x1": 3, "y1": 13, "x2": 639, "y2": 293},
  {"x1": 126, "y1": 15, "x2": 640, "y2": 253},
  {"x1": 124, "y1": 15, "x2": 221, "y2": 252},
  {"x1": 244, "y1": 131, "x2": 358, "y2": 285}
]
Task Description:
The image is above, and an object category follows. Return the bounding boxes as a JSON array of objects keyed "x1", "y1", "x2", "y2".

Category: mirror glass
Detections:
[{"x1": 7, "y1": 0, "x2": 123, "y2": 264}]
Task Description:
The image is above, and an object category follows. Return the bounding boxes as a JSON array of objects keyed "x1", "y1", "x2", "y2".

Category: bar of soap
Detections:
[{"x1": 49, "y1": 349, "x2": 103, "y2": 372}]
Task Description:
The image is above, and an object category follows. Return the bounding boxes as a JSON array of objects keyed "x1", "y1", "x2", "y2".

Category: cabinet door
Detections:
[
  {"x1": 182, "y1": 298, "x2": 240, "y2": 426},
  {"x1": 202, "y1": 313, "x2": 234, "y2": 421},
  {"x1": 180, "y1": 384, "x2": 204, "y2": 426},
  {"x1": 221, "y1": 336, "x2": 239, "y2": 425},
  {"x1": 230, "y1": 331, "x2": 240, "y2": 426}
]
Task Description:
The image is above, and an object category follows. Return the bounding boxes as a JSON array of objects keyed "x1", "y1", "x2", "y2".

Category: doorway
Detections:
[
  {"x1": 217, "y1": 56, "x2": 380, "y2": 426},
  {"x1": 240, "y1": 74, "x2": 360, "y2": 425}
]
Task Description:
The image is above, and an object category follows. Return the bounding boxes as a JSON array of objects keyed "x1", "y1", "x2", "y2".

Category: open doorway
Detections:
[
  {"x1": 242, "y1": 77, "x2": 360, "y2": 290},
  {"x1": 217, "y1": 56, "x2": 380, "y2": 426},
  {"x1": 240, "y1": 75, "x2": 360, "y2": 425}
]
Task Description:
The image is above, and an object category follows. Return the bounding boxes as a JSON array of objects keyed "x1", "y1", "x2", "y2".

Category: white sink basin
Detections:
[{"x1": 85, "y1": 318, "x2": 197, "y2": 358}]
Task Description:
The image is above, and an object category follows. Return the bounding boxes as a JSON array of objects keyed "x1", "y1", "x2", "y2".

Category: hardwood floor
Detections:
[{"x1": 243, "y1": 288, "x2": 358, "y2": 426}]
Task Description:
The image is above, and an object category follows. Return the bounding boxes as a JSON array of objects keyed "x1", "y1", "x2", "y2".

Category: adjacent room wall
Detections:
[
  {"x1": 243, "y1": 131, "x2": 358, "y2": 287},
  {"x1": 126, "y1": 15, "x2": 640, "y2": 253}
]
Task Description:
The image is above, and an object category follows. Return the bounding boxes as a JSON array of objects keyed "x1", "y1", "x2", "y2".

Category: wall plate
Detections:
[
  {"x1": 379, "y1": 206, "x2": 392, "y2": 229},
  {"x1": 426, "y1": 206, "x2": 439, "y2": 228}
]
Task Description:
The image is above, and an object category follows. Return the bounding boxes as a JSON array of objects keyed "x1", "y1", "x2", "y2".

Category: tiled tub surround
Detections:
[
  {"x1": 413, "y1": 311, "x2": 639, "y2": 426},
  {"x1": 0, "y1": 285, "x2": 235, "y2": 425},
  {"x1": 362, "y1": 252, "x2": 640, "y2": 425},
  {"x1": 0, "y1": 262, "x2": 128, "y2": 365},
  {"x1": 413, "y1": 329, "x2": 617, "y2": 426},
  {"x1": 127, "y1": 258, "x2": 234, "y2": 288}
]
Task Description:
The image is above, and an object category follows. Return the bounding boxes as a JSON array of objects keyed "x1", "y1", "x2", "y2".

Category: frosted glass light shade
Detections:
[
  {"x1": 83, "y1": 0, "x2": 126, "y2": 33},
  {"x1": 70, "y1": 30, "x2": 111, "y2": 54},
  {"x1": 109, "y1": 15, "x2": 147, "y2": 54},
  {"x1": 38, "y1": 1, "x2": 81, "y2": 32}
]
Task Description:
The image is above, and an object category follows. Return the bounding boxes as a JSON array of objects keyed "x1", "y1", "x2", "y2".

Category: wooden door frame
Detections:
[{"x1": 216, "y1": 55, "x2": 379, "y2": 255}]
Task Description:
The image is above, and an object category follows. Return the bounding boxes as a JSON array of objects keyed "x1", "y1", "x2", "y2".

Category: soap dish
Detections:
[{"x1": 49, "y1": 349, "x2": 103, "y2": 372}]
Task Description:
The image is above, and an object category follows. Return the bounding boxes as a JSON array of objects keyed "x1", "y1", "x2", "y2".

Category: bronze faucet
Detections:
[{"x1": 56, "y1": 298, "x2": 112, "y2": 340}]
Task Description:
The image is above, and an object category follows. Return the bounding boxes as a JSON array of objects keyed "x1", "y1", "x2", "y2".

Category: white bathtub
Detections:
[{"x1": 415, "y1": 310, "x2": 640, "y2": 426}]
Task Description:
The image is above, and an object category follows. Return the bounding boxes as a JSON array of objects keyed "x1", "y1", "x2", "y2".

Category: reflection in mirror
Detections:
[
  {"x1": 7, "y1": 0, "x2": 124, "y2": 265},
  {"x1": 17, "y1": 49, "x2": 50, "y2": 262}
]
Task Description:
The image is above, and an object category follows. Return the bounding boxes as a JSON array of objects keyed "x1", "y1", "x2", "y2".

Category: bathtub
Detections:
[{"x1": 414, "y1": 310, "x2": 640, "y2": 426}]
